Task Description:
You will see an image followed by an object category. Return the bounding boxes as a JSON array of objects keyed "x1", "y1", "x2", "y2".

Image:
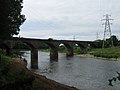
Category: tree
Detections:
[
  {"x1": 102, "y1": 35, "x2": 119, "y2": 48},
  {"x1": 110, "y1": 35, "x2": 119, "y2": 46},
  {"x1": 0, "y1": 0, "x2": 26, "y2": 40},
  {"x1": 94, "y1": 39, "x2": 103, "y2": 48}
]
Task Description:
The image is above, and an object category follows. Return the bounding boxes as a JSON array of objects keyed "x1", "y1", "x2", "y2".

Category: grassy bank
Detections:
[
  {"x1": 88, "y1": 46, "x2": 120, "y2": 59},
  {"x1": 0, "y1": 49, "x2": 34, "y2": 89},
  {"x1": 0, "y1": 49, "x2": 12, "y2": 85}
]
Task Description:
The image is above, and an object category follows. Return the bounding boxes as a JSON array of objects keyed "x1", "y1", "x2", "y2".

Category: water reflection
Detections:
[{"x1": 23, "y1": 51, "x2": 120, "y2": 90}]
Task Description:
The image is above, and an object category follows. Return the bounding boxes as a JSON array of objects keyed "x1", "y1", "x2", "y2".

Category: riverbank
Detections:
[
  {"x1": 33, "y1": 72, "x2": 78, "y2": 90},
  {"x1": 1, "y1": 58, "x2": 79, "y2": 90},
  {"x1": 77, "y1": 46, "x2": 120, "y2": 61},
  {"x1": 78, "y1": 54, "x2": 120, "y2": 61}
]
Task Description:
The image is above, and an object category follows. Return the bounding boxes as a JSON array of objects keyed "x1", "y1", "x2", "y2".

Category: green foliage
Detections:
[
  {"x1": 110, "y1": 35, "x2": 119, "y2": 46},
  {"x1": 109, "y1": 72, "x2": 120, "y2": 86},
  {"x1": 0, "y1": 49, "x2": 32, "y2": 87},
  {"x1": 0, "y1": 49, "x2": 12, "y2": 85},
  {"x1": 0, "y1": 0, "x2": 26, "y2": 39},
  {"x1": 96, "y1": 35, "x2": 119, "y2": 48},
  {"x1": 59, "y1": 46, "x2": 66, "y2": 52},
  {"x1": 105, "y1": 35, "x2": 119, "y2": 47},
  {"x1": 74, "y1": 47, "x2": 81, "y2": 54},
  {"x1": 94, "y1": 39, "x2": 103, "y2": 48},
  {"x1": 88, "y1": 46, "x2": 120, "y2": 58},
  {"x1": 0, "y1": 51, "x2": 11, "y2": 79},
  {"x1": 74, "y1": 47, "x2": 88, "y2": 54},
  {"x1": 0, "y1": 49, "x2": 6, "y2": 55},
  {"x1": 118, "y1": 41, "x2": 120, "y2": 46},
  {"x1": 39, "y1": 49, "x2": 50, "y2": 52}
]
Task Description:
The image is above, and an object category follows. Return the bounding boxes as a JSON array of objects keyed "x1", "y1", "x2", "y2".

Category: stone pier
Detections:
[
  {"x1": 50, "y1": 48, "x2": 58, "y2": 61},
  {"x1": 31, "y1": 48, "x2": 38, "y2": 69},
  {"x1": 66, "y1": 48, "x2": 74, "y2": 57}
]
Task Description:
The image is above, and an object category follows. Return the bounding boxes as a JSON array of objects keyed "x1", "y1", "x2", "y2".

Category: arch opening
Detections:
[
  {"x1": 59, "y1": 43, "x2": 73, "y2": 57},
  {"x1": 45, "y1": 42, "x2": 58, "y2": 61}
]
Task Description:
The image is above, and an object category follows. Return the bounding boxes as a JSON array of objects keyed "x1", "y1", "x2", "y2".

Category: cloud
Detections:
[{"x1": 20, "y1": 0, "x2": 120, "y2": 40}]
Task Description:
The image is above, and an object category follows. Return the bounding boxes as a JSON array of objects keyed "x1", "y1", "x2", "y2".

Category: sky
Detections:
[{"x1": 18, "y1": 0, "x2": 120, "y2": 41}]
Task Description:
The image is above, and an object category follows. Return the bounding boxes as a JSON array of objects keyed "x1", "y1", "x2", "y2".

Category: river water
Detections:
[{"x1": 23, "y1": 51, "x2": 120, "y2": 90}]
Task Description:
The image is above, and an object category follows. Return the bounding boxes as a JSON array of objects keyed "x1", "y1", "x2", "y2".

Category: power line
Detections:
[{"x1": 101, "y1": 14, "x2": 113, "y2": 48}]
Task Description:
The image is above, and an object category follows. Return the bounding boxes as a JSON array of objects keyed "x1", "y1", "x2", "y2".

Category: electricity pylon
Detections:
[
  {"x1": 96, "y1": 32, "x2": 99, "y2": 40},
  {"x1": 102, "y1": 14, "x2": 113, "y2": 48}
]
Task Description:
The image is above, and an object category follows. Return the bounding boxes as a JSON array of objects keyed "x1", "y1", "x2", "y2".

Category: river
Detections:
[{"x1": 23, "y1": 51, "x2": 120, "y2": 90}]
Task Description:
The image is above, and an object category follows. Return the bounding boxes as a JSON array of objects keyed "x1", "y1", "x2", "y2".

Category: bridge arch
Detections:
[
  {"x1": 76, "y1": 43, "x2": 87, "y2": 50},
  {"x1": 74, "y1": 42, "x2": 90, "y2": 54},
  {"x1": 59, "y1": 43, "x2": 74, "y2": 56},
  {"x1": 12, "y1": 41, "x2": 38, "y2": 69},
  {"x1": 0, "y1": 38, "x2": 99, "y2": 69}
]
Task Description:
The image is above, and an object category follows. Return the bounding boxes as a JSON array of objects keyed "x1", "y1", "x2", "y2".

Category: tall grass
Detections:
[{"x1": 88, "y1": 46, "x2": 120, "y2": 59}]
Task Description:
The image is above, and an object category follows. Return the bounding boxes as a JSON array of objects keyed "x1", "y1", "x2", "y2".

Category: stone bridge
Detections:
[{"x1": 0, "y1": 37, "x2": 98, "y2": 69}]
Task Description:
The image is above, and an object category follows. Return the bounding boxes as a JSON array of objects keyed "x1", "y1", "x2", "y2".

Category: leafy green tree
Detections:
[
  {"x1": 118, "y1": 41, "x2": 120, "y2": 46},
  {"x1": 0, "y1": 0, "x2": 25, "y2": 40},
  {"x1": 94, "y1": 39, "x2": 103, "y2": 48},
  {"x1": 110, "y1": 35, "x2": 119, "y2": 46},
  {"x1": 102, "y1": 35, "x2": 119, "y2": 48}
]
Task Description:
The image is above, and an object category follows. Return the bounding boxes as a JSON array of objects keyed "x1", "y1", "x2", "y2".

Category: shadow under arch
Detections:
[
  {"x1": 0, "y1": 43, "x2": 11, "y2": 55},
  {"x1": 76, "y1": 43, "x2": 87, "y2": 50},
  {"x1": 44, "y1": 42, "x2": 58, "y2": 61}
]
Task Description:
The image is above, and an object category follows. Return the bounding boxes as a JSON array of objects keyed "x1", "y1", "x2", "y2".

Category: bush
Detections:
[
  {"x1": 109, "y1": 72, "x2": 120, "y2": 86},
  {"x1": 0, "y1": 49, "x2": 11, "y2": 80},
  {"x1": 0, "y1": 57, "x2": 10, "y2": 75}
]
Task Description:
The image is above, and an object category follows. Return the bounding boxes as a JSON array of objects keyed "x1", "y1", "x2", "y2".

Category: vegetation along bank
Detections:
[{"x1": 0, "y1": 49, "x2": 78, "y2": 90}]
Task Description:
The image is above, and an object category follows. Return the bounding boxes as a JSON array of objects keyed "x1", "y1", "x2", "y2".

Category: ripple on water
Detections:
[{"x1": 23, "y1": 51, "x2": 120, "y2": 90}]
